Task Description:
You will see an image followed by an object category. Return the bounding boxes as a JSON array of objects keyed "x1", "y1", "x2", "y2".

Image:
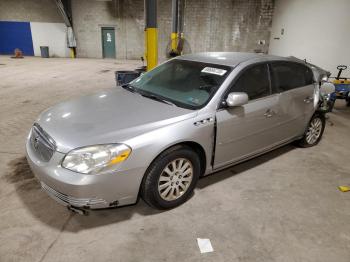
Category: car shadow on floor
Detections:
[{"x1": 5, "y1": 144, "x2": 295, "y2": 232}]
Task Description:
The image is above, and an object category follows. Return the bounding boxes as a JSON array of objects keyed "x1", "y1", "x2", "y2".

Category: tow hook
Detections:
[{"x1": 67, "y1": 205, "x2": 89, "y2": 216}]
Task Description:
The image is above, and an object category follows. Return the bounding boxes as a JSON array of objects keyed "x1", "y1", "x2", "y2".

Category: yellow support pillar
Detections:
[
  {"x1": 146, "y1": 28, "x2": 158, "y2": 71},
  {"x1": 145, "y1": 0, "x2": 158, "y2": 71},
  {"x1": 70, "y1": 48, "x2": 75, "y2": 58},
  {"x1": 171, "y1": 32, "x2": 178, "y2": 51},
  {"x1": 171, "y1": 0, "x2": 179, "y2": 54}
]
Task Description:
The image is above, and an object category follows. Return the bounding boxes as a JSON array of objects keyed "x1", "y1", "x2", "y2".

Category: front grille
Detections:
[
  {"x1": 30, "y1": 123, "x2": 56, "y2": 162},
  {"x1": 40, "y1": 182, "x2": 107, "y2": 207}
]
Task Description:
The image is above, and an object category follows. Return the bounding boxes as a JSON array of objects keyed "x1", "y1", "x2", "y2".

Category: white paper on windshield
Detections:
[{"x1": 201, "y1": 67, "x2": 227, "y2": 76}]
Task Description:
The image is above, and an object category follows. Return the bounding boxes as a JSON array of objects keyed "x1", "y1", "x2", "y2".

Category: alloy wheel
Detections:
[
  {"x1": 158, "y1": 158, "x2": 193, "y2": 201},
  {"x1": 306, "y1": 117, "x2": 323, "y2": 145}
]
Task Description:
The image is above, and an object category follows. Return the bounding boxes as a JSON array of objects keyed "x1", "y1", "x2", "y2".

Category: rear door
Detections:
[
  {"x1": 214, "y1": 63, "x2": 285, "y2": 169},
  {"x1": 270, "y1": 62, "x2": 315, "y2": 138}
]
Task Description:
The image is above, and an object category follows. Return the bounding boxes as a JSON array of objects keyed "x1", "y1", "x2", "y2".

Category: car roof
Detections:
[{"x1": 177, "y1": 52, "x2": 294, "y2": 67}]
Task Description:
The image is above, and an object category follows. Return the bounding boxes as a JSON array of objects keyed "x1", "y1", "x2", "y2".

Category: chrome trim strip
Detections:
[{"x1": 40, "y1": 182, "x2": 107, "y2": 207}]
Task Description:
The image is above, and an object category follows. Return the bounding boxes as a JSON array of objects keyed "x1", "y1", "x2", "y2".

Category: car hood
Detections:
[{"x1": 37, "y1": 88, "x2": 197, "y2": 153}]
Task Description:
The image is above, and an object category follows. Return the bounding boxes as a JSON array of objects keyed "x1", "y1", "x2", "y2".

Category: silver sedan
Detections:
[{"x1": 26, "y1": 52, "x2": 326, "y2": 211}]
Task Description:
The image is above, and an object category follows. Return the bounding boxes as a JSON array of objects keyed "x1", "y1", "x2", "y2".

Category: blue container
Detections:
[{"x1": 115, "y1": 71, "x2": 140, "y2": 86}]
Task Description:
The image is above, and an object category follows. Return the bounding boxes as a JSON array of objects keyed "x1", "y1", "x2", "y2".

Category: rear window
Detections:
[{"x1": 271, "y1": 62, "x2": 314, "y2": 92}]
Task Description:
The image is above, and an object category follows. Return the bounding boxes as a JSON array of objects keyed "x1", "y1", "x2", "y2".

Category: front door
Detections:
[
  {"x1": 214, "y1": 63, "x2": 284, "y2": 169},
  {"x1": 102, "y1": 27, "x2": 116, "y2": 58}
]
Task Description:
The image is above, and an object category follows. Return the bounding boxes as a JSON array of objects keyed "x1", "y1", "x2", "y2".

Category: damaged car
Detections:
[{"x1": 26, "y1": 52, "x2": 330, "y2": 212}]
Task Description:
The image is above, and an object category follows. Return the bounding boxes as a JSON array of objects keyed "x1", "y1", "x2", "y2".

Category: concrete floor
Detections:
[{"x1": 0, "y1": 56, "x2": 350, "y2": 262}]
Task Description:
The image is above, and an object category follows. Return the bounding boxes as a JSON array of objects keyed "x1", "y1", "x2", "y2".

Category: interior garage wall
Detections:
[
  {"x1": 71, "y1": 0, "x2": 145, "y2": 60},
  {"x1": 0, "y1": 21, "x2": 34, "y2": 55},
  {"x1": 71, "y1": 0, "x2": 274, "y2": 60},
  {"x1": 268, "y1": 0, "x2": 350, "y2": 76},
  {"x1": 31, "y1": 22, "x2": 70, "y2": 57},
  {"x1": 0, "y1": 0, "x2": 63, "y2": 23},
  {"x1": 183, "y1": 0, "x2": 273, "y2": 54},
  {"x1": 0, "y1": 0, "x2": 70, "y2": 57}
]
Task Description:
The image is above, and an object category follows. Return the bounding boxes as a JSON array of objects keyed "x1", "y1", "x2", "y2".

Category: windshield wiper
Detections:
[
  {"x1": 121, "y1": 83, "x2": 137, "y2": 93},
  {"x1": 122, "y1": 85, "x2": 176, "y2": 106},
  {"x1": 140, "y1": 93, "x2": 175, "y2": 106}
]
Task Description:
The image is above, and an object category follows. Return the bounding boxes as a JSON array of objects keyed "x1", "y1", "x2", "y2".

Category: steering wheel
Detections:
[{"x1": 337, "y1": 65, "x2": 347, "y2": 70}]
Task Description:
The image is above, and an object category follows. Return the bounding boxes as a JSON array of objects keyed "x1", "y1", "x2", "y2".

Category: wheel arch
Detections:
[
  {"x1": 179, "y1": 141, "x2": 207, "y2": 176},
  {"x1": 150, "y1": 141, "x2": 207, "y2": 176},
  {"x1": 137, "y1": 141, "x2": 207, "y2": 199}
]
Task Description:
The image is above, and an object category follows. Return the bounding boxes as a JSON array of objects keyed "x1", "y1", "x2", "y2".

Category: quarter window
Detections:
[
  {"x1": 230, "y1": 64, "x2": 270, "y2": 100},
  {"x1": 271, "y1": 62, "x2": 314, "y2": 92}
]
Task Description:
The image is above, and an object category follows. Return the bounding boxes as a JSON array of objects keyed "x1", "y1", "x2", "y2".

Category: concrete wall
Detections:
[
  {"x1": 183, "y1": 0, "x2": 273, "y2": 54},
  {"x1": 71, "y1": 0, "x2": 145, "y2": 60},
  {"x1": 0, "y1": 0, "x2": 70, "y2": 57},
  {"x1": 72, "y1": 0, "x2": 274, "y2": 60},
  {"x1": 269, "y1": 0, "x2": 350, "y2": 76},
  {"x1": 0, "y1": 0, "x2": 63, "y2": 23},
  {"x1": 31, "y1": 22, "x2": 70, "y2": 57}
]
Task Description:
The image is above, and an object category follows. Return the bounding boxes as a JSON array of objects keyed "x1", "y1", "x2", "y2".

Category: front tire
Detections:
[
  {"x1": 298, "y1": 113, "x2": 325, "y2": 148},
  {"x1": 346, "y1": 96, "x2": 350, "y2": 107},
  {"x1": 140, "y1": 145, "x2": 200, "y2": 209}
]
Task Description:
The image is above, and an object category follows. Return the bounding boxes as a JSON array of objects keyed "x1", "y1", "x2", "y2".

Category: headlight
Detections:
[{"x1": 62, "y1": 144, "x2": 131, "y2": 174}]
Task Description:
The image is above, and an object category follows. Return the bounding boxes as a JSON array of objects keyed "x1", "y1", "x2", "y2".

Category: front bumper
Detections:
[
  {"x1": 26, "y1": 134, "x2": 147, "y2": 209},
  {"x1": 40, "y1": 181, "x2": 108, "y2": 208}
]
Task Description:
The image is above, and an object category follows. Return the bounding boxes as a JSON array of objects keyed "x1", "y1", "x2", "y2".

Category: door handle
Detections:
[
  {"x1": 304, "y1": 97, "x2": 314, "y2": 103},
  {"x1": 264, "y1": 109, "x2": 274, "y2": 118}
]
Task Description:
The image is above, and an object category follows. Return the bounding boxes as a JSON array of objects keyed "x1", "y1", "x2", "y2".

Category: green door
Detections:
[{"x1": 102, "y1": 27, "x2": 116, "y2": 58}]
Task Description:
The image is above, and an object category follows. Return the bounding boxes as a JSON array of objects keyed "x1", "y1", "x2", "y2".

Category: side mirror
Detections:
[{"x1": 226, "y1": 92, "x2": 249, "y2": 107}]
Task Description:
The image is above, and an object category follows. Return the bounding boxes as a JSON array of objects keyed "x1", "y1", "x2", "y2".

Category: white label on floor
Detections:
[{"x1": 197, "y1": 238, "x2": 214, "y2": 253}]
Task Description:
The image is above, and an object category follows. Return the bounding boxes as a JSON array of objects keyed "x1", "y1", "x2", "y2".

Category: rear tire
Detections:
[
  {"x1": 140, "y1": 145, "x2": 200, "y2": 209},
  {"x1": 298, "y1": 113, "x2": 325, "y2": 148},
  {"x1": 327, "y1": 100, "x2": 335, "y2": 112}
]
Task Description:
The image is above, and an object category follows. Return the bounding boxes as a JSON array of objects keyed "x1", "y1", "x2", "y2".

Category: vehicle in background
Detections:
[
  {"x1": 328, "y1": 65, "x2": 350, "y2": 111},
  {"x1": 26, "y1": 52, "x2": 333, "y2": 213}
]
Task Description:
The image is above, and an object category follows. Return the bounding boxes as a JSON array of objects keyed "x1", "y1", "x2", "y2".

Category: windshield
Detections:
[{"x1": 129, "y1": 59, "x2": 232, "y2": 109}]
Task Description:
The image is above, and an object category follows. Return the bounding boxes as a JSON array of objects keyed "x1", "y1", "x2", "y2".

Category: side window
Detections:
[
  {"x1": 271, "y1": 62, "x2": 312, "y2": 92},
  {"x1": 304, "y1": 66, "x2": 315, "y2": 85},
  {"x1": 230, "y1": 64, "x2": 270, "y2": 100}
]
